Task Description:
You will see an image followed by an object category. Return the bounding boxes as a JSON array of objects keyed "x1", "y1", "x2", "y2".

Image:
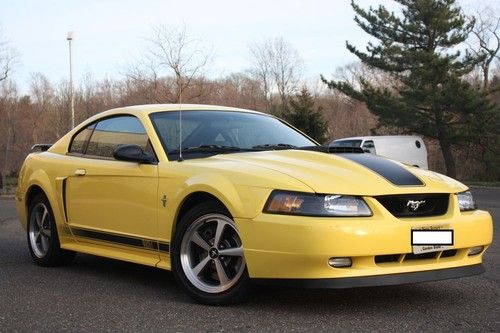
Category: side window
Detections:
[
  {"x1": 69, "y1": 124, "x2": 95, "y2": 154},
  {"x1": 85, "y1": 116, "x2": 149, "y2": 159},
  {"x1": 362, "y1": 140, "x2": 376, "y2": 154}
]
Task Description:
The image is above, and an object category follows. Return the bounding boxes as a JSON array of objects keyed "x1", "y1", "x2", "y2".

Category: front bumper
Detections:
[
  {"x1": 254, "y1": 264, "x2": 485, "y2": 288},
  {"x1": 235, "y1": 196, "x2": 493, "y2": 281}
]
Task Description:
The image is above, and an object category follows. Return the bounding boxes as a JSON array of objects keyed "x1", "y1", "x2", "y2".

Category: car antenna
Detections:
[{"x1": 178, "y1": 81, "x2": 184, "y2": 162}]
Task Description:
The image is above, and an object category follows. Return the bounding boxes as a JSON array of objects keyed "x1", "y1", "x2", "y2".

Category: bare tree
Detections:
[
  {"x1": 270, "y1": 37, "x2": 303, "y2": 108},
  {"x1": 331, "y1": 62, "x2": 396, "y2": 104},
  {"x1": 124, "y1": 58, "x2": 170, "y2": 103},
  {"x1": 30, "y1": 73, "x2": 57, "y2": 144},
  {"x1": 249, "y1": 37, "x2": 303, "y2": 113},
  {"x1": 249, "y1": 42, "x2": 273, "y2": 111},
  {"x1": 0, "y1": 31, "x2": 16, "y2": 190},
  {"x1": 0, "y1": 80, "x2": 18, "y2": 191},
  {"x1": 469, "y1": 7, "x2": 500, "y2": 90},
  {"x1": 148, "y1": 25, "x2": 211, "y2": 103},
  {"x1": 0, "y1": 38, "x2": 15, "y2": 83}
]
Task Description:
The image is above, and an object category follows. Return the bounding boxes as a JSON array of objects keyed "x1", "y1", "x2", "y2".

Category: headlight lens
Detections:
[
  {"x1": 457, "y1": 191, "x2": 476, "y2": 211},
  {"x1": 264, "y1": 191, "x2": 372, "y2": 217}
]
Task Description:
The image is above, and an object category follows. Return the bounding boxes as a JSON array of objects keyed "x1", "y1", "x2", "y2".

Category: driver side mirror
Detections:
[{"x1": 113, "y1": 144, "x2": 156, "y2": 164}]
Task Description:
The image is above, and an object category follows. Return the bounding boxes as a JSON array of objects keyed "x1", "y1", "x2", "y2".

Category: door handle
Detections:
[{"x1": 74, "y1": 168, "x2": 86, "y2": 176}]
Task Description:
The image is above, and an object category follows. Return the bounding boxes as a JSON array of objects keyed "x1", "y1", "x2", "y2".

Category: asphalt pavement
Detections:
[{"x1": 0, "y1": 188, "x2": 498, "y2": 332}]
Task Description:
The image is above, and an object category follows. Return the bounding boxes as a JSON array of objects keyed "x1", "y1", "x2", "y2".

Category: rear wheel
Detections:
[
  {"x1": 172, "y1": 201, "x2": 250, "y2": 305},
  {"x1": 27, "y1": 193, "x2": 76, "y2": 266}
]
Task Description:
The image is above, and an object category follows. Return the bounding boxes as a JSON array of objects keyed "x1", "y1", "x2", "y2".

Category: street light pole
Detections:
[{"x1": 67, "y1": 31, "x2": 75, "y2": 129}]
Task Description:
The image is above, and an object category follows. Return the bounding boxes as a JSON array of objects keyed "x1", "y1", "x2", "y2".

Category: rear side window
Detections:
[
  {"x1": 85, "y1": 116, "x2": 149, "y2": 159},
  {"x1": 331, "y1": 140, "x2": 362, "y2": 148},
  {"x1": 69, "y1": 124, "x2": 95, "y2": 154}
]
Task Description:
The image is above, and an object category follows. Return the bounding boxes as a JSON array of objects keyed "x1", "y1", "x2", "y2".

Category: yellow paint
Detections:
[{"x1": 15, "y1": 104, "x2": 493, "y2": 281}]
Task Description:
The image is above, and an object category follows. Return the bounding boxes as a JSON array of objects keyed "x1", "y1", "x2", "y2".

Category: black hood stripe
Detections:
[{"x1": 339, "y1": 153, "x2": 424, "y2": 186}]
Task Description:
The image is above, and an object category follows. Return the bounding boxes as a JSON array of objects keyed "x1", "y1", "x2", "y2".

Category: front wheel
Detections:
[{"x1": 171, "y1": 202, "x2": 251, "y2": 305}]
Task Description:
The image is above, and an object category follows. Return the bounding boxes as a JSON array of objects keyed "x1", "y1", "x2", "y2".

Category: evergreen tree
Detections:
[
  {"x1": 285, "y1": 88, "x2": 329, "y2": 144},
  {"x1": 322, "y1": 0, "x2": 499, "y2": 178}
]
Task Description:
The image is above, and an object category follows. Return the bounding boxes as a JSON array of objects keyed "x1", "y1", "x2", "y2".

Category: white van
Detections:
[{"x1": 329, "y1": 135, "x2": 428, "y2": 169}]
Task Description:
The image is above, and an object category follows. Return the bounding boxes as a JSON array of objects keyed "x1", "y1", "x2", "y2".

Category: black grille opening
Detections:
[
  {"x1": 375, "y1": 193, "x2": 449, "y2": 217},
  {"x1": 440, "y1": 249, "x2": 457, "y2": 258},
  {"x1": 404, "y1": 252, "x2": 438, "y2": 260},
  {"x1": 375, "y1": 254, "x2": 400, "y2": 263}
]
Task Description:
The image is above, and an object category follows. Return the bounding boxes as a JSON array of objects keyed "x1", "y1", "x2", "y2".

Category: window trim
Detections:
[
  {"x1": 67, "y1": 123, "x2": 96, "y2": 156},
  {"x1": 67, "y1": 114, "x2": 158, "y2": 163}
]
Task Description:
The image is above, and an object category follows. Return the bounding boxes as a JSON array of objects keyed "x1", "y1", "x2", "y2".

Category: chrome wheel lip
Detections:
[
  {"x1": 29, "y1": 202, "x2": 51, "y2": 258},
  {"x1": 180, "y1": 213, "x2": 246, "y2": 294}
]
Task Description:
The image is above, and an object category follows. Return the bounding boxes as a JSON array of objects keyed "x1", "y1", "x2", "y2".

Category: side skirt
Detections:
[{"x1": 62, "y1": 226, "x2": 170, "y2": 269}]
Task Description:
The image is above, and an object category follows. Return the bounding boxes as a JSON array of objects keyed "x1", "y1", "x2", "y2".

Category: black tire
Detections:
[
  {"x1": 171, "y1": 201, "x2": 251, "y2": 305},
  {"x1": 27, "y1": 193, "x2": 76, "y2": 266}
]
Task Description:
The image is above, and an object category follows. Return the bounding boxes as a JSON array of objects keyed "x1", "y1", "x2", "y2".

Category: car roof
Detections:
[{"x1": 103, "y1": 104, "x2": 266, "y2": 116}]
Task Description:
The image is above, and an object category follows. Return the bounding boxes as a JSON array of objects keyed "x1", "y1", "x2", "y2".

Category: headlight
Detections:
[
  {"x1": 457, "y1": 191, "x2": 476, "y2": 211},
  {"x1": 263, "y1": 190, "x2": 372, "y2": 217}
]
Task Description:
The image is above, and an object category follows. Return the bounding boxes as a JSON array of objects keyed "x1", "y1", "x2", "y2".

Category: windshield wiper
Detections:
[
  {"x1": 252, "y1": 143, "x2": 298, "y2": 150},
  {"x1": 169, "y1": 145, "x2": 257, "y2": 155}
]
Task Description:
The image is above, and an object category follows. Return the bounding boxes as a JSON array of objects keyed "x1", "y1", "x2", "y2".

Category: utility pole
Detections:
[{"x1": 67, "y1": 31, "x2": 75, "y2": 129}]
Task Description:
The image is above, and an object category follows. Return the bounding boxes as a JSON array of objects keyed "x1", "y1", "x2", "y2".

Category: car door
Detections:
[{"x1": 65, "y1": 115, "x2": 159, "y2": 255}]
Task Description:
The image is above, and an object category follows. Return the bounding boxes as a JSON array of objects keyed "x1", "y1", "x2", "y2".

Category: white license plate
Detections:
[
  {"x1": 411, "y1": 230, "x2": 453, "y2": 254},
  {"x1": 412, "y1": 244, "x2": 452, "y2": 254}
]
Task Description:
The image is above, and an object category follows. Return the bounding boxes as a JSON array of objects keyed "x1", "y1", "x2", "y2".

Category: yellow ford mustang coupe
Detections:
[{"x1": 16, "y1": 104, "x2": 492, "y2": 304}]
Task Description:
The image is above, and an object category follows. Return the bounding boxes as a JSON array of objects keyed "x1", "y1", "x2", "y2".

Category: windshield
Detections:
[
  {"x1": 150, "y1": 110, "x2": 317, "y2": 159},
  {"x1": 331, "y1": 139, "x2": 362, "y2": 148}
]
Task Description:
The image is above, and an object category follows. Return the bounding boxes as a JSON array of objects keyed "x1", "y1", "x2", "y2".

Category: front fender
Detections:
[
  {"x1": 158, "y1": 171, "x2": 272, "y2": 243},
  {"x1": 181, "y1": 173, "x2": 271, "y2": 219}
]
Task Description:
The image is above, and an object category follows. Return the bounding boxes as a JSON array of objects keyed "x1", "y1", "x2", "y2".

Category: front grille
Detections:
[
  {"x1": 375, "y1": 254, "x2": 400, "y2": 263},
  {"x1": 374, "y1": 249, "x2": 459, "y2": 266},
  {"x1": 404, "y1": 252, "x2": 437, "y2": 260},
  {"x1": 440, "y1": 249, "x2": 457, "y2": 258},
  {"x1": 375, "y1": 193, "x2": 449, "y2": 218}
]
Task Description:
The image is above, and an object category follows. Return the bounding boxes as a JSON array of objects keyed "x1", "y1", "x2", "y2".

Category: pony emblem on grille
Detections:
[{"x1": 407, "y1": 200, "x2": 426, "y2": 211}]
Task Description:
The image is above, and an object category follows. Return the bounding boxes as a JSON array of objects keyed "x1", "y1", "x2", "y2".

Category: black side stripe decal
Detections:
[
  {"x1": 71, "y1": 227, "x2": 170, "y2": 253},
  {"x1": 338, "y1": 153, "x2": 424, "y2": 186}
]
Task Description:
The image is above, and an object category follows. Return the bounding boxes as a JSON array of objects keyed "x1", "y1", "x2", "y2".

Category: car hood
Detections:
[{"x1": 215, "y1": 150, "x2": 467, "y2": 195}]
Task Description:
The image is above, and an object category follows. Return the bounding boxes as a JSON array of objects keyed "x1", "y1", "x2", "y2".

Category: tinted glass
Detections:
[
  {"x1": 362, "y1": 140, "x2": 375, "y2": 149},
  {"x1": 331, "y1": 140, "x2": 362, "y2": 148},
  {"x1": 150, "y1": 111, "x2": 317, "y2": 154},
  {"x1": 69, "y1": 124, "x2": 95, "y2": 154},
  {"x1": 362, "y1": 140, "x2": 376, "y2": 154},
  {"x1": 86, "y1": 116, "x2": 148, "y2": 158}
]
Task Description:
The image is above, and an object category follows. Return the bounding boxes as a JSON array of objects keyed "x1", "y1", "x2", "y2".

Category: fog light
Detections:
[
  {"x1": 328, "y1": 257, "x2": 352, "y2": 268},
  {"x1": 468, "y1": 246, "x2": 484, "y2": 256}
]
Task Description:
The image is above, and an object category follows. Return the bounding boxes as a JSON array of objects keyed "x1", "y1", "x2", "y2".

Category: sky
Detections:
[{"x1": 0, "y1": 0, "x2": 496, "y2": 93}]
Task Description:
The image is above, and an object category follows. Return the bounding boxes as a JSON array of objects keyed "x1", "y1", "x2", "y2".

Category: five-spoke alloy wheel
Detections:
[
  {"x1": 28, "y1": 202, "x2": 52, "y2": 258},
  {"x1": 27, "y1": 193, "x2": 75, "y2": 266},
  {"x1": 172, "y1": 202, "x2": 251, "y2": 305}
]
